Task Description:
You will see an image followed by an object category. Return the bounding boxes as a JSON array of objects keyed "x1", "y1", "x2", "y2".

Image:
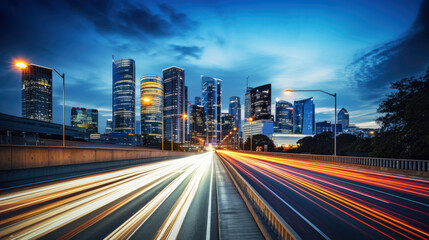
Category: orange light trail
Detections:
[{"x1": 217, "y1": 150, "x2": 429, "y2": 240}]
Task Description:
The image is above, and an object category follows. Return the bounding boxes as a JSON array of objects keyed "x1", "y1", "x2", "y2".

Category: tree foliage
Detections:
[
  {"x1": 244, "y1": 134, "x2": 275, "y2": 151},
  {"x1": 371, "y1": 68, "x2": 429, "y2": 159}
]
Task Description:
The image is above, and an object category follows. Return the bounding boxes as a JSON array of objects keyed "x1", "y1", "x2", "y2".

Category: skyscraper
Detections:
[
  {"x1": 141, "y1": 75, "x2": 163, "y2": 144},
  {"x1": 112, "y1": 58, "x2": 135, "y2": 134},
  {"x1": 21, "y1": 64, "x2": 53, "y2": 122},
  {"x1": 105, "y1": 119, "x2": 113, "y2": 133},
  {"x1": 201, "y1": 75, "x2": 222, "y2": 145},
  {"x1": 244, "y1": 87, "x2": 253, "y2": 122},
  {"x1": 195, "y1": 96, "x2": 202, "y2": 106},
  {"x1": 190, "y1": 104, "x2": 206, "y2": 145},
  {"x1": 71, "y1": 107, "x2": 98, "y2": 133},
  {"x1": 221, "y1": 113, "x2": 234, "y2": 140},
  {"x1": 163, "y1": 66, "x2": 186, "y2": 144},
  {"x1": 229, "y1": 96, "x2": 241, "y2": 132},
  {"x1": 293, "y1": 97, "x2": 315, "y2": 134},
  {"x1": 338, "y1": 108, "x2": 350, "y2": 129},
  {"x1": 250, "y1": 84, "x2": 271, "y2": 120},
  {"x1": 275, "y1": 99, "x2": 293, "y2": 133},
  {"x1": 135, "y1": 120, "x2": 141, "y2": 135}
]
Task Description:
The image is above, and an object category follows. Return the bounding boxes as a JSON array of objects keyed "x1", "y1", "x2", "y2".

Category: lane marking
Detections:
[
  {"x1": 206, "y1": 153, "x2": 214, "y2": 240},
  {"x1": 249, "y1": 172, "x2": 332, "y2": 240}
]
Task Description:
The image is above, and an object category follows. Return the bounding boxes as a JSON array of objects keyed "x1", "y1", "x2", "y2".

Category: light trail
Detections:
[
  {"x1": 217, "y1": 150, "x2": 429, "y2": 240},
  {"x1": 0, "y1": 153, "x2": 214, "y2": 239}
]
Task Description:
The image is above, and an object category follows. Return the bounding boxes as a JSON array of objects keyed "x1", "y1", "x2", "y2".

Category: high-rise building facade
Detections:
[
  {"x1": 250, "y1": 84, "x2": 271, "y2": 120},
  {"x1": 229, "y1": 96, "x2": 241, "y2": 132},
  {"x1": 141, "y1": 75, "x2": 163, "y2": 144},
  {"x1": 293, "y1": 97, "x2": 315, "y2": 135},
  {"x1": 195, "y1": 96, "x2": 202, "y2": 106},
  {"x1": 221, "y1": 113, "x2": 234, "y2": 140},
  {"x1": 21, "y1": 64, "x2": 53, "y2": 122},
  {"x1": 71, "y1": 107, "x2": 98, "y2": 133},
  {"x1": 190, "y1": 104, "x2": 206, "y2": 145},
  {"x1": 201, "y1": 76, "x2": 222, "y2": 145},
  {"x1": 112, "y1": 58, "x2": 135, "y2": 134},
  {"x1": 135, "y1": 120, "x2": 141, "y2": 135},
  {"x1": 105, "y1": 119, "x2": 113, "y2": 133},
  {"x1": 338, "y1": 108, "x2": 350, "y2": 129},
  {"x1": 275, "y1": 99, "x2": 293, "y2": 133},
  {"x1": 163, "y1": 67, "x2": 186, "y2": 144},
  {"x1": 244, "y1": 87, "x2": 253, "y2": 122}
]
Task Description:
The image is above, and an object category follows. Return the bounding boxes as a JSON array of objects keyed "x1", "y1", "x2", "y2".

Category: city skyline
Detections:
[{"x1": 1, "y1": 0, "x2": 428, "y2": 132}]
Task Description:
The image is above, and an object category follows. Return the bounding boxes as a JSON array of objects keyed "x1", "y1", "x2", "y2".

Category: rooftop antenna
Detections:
[
  {"x1": 246, "y1": 76, "x2": 249, "y2": 92},
  {"x1": 112, "y1": 54, "x2": 114, "y2": 63}
]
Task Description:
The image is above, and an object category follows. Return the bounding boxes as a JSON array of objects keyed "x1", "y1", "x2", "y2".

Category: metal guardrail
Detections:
[
  {"x1": 217, "y1": 153, "x2": 302, "y2": 240},
  {"x1": 240, "y1": 151, "x2": 429, "y2": 173}
]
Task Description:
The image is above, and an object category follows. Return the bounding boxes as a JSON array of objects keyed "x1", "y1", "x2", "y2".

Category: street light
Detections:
[
  {"x1": 170, "y1": 114, "x2": 188, "y2": 152},
  {"x1": 248, "y1": 117, "x2": 253, "y2": 151},
  {"x1": 284, "y1": 89, "x2": 337, "y2": 156},
  {"x1": 233, "y1": 127, "x2": 237, "y2": 149},
  {"x1": 15, "y1": 61, "x2": 66, "y2": 147}
]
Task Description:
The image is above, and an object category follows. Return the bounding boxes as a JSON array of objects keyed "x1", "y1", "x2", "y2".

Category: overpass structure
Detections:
[{"x1": 0, "y1": 147, "x2": 428, "y2": 239}]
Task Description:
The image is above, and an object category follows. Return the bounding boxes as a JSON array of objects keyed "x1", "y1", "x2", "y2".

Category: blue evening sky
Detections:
[{"x1": 1, "y1": 0, "x2": 428, "y2": 132}]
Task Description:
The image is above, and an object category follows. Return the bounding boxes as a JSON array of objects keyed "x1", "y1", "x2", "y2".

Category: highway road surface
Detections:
[
  {"x1": 217, "y1": 150, "x2": 429, "y2": 240},
  {"x1": 0, "y1": 152, "x2": 218, "y2": 240}
]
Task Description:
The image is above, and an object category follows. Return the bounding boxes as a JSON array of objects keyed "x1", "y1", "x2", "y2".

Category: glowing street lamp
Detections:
[
  {"x1": 15, "y1": 60, "x2": 66, "y2": 147},
  {"x1": 284, "y1": 89, "x2": 337, "y2": 156},
  {"x1": 15, "y1": 62, "x2": 27, "y2": 69}
]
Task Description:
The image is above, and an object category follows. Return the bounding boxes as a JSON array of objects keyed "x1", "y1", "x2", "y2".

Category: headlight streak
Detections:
[
  {"x1": 0, "y1": 153, "x2": 212, "y2": 239},
  {"x1": 105, "y1": 152, "x2": 212, "y2": 240},
  {"x1": 218, "y1": 150, "x2": 429, "y2": 240},
  {"x1": 154, "y1": 153, "x2": 212, "y2": 240}
]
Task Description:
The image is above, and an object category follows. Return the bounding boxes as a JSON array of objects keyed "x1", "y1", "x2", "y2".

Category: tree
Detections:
[
  {"x1": 371, "y1": 67, "x2": 429, "y2": 159},
  {"x1": 244, "y1": 134, "x2": 275, "y2": 151}
]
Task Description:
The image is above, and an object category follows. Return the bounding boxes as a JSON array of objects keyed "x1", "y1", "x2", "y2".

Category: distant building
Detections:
[
  {"x1": 140, "y1": 75, "x2": 163, "y2": 144},
  {"x1": 105, "y1": 119, "x2": 113, "y2": 133},
  {"x1": 201, "y1": 75, "x2": 222, "y2": 145},
  {"x1": 244, "y1": 87, "x2": 253, "y2": 122},
  {"x1": 0, "y1": 113, "x2": 87, "y2": 145},
  {"x1": 71, "y1": 107, "x2": 98, "y2": 133},
  {"x1": 229, "y1": 96, "x2": 241, "y2": 133},
  {"x1": 112, "y1": 58, "x2": 135, "y2": 134},
  {"x1": 21, "y1": 64, "x2": 53, "y2": 122},
  {"x1": 338, "y1": 108, "x2": 350, "y2": 129},
  {"x1": 135, "y1": 120, "x2": 141, "y2": 135},
  {"x1": 243, "y1": 119, "x2": 274, "y2": 141},
  {"x1": 190, "y1": 104, "x2": 206, "y2": 145},
  {"x1": 185, "y1": 86, "x2": 189, "y2": 142},
  {"x1": 221, "y1": 113, "x2": 234, "y2": 140},
  {"x1": 316, "y1": 121, "x2": 332, "y2": 135},
  {"x1": 293, "y1": 97, "x2": 315, "y2": 134},
  {"x1": 275, "y1": 99, "x2": 293, "y2": 133},
  {"x1": 195, "y1": 96, "x2": 202, "y2": 106},
  {"x1": 250, "y1": 84, "x2": 271, "y2": 120},
  {"x1": 163, "y1": 66, "x2": 186, "y2": 144}
]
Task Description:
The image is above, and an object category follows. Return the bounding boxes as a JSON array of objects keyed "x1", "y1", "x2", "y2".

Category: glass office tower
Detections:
[
  {"x1": 201, "y1": 75, "x2": 222, "y2": 145},
  {"x1": 163, "y1": 66, "x2": 186, "y2": 144},
  {"x1": 250, "y1": 84, "x2": 271, "y2": 120},
  {"x1": 293, "y1": 97, "x2": 315, "y2": 134},
  {"x1": 190, "y1": 104, "x2": 206, "y2": 145},
  {"x1": 276, "y1": 100, "x2": 293, "y2": 133},
  {"x1": 141, "y1": 75, "x2": 163, "y2": 144},
  {"x1": 112, "y1": 58, "x2": 135, "y2": 134},
  {"x1": 71, "y1": 107, "x2": 98, "y2": 133},
  {"x1": 21, "y1": 64, "x2": 53, "y2": 122},
  {"x1": 338, "y1": 108, "x2": 350, "y2": 129},
  {"x1": 229, "y1": 96, "x2": 241, "y2": 132}
]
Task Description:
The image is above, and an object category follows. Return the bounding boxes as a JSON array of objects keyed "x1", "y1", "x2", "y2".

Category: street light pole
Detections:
[
  {"x1": 53, "y1": 69, "x2": 65, "y2": 148},
  {"x1": 249, "y1": 117, "x2": 253, "y2": 151},
  {"x1": 284, "y1": 89, "x2": 337, "y2": 156}
]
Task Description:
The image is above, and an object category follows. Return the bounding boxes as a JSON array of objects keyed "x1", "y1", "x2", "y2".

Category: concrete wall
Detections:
[{"x1": 0, "y1": 145, "x2": 190, "y2": 171}]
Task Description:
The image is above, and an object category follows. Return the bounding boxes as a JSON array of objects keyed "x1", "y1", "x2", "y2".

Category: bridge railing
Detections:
[
  {"x1": 217, "y1": 153, "x2": 302, "y2": 240},
  {"x1": 239, "y1": 151, "x2": 429, "y2": 174}
]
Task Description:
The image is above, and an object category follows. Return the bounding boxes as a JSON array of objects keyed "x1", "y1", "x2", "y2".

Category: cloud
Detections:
[
  {"x1": 354, "y1": 121, "x2": 379, "y2": 129},
  {"x1": 315, "y1": 107, "x2": 335, "y2": 114},
  {"x1": 170, "y1": 45, "x2": 204, "y2": 60},
  {"x1": 346, "y1": 0, "x2": 429, "y2": 99}
]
